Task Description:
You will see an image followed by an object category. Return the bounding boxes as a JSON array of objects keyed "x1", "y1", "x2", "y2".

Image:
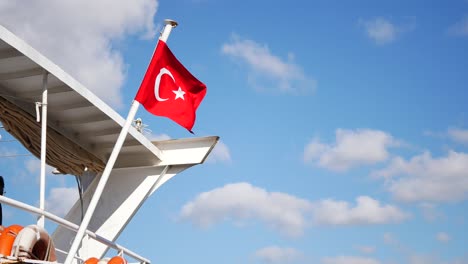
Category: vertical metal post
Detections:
[
  {"x1": 64, "y1": 19, "x2": 178, "y2": 264},
  {"x1": 38, "y1": 70, "x2": 48, "y2": 227}
]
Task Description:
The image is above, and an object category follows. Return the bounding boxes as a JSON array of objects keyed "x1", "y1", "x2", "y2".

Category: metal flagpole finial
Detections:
[
  {"x1": 160, "y1": 19, "x2": 178, "y2": 42},
  {"x1": 164, "y1": 19, "x2": 178, "y2": 28}
]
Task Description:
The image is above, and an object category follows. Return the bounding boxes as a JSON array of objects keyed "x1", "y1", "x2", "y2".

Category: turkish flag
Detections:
[{"x1": 135, "y1": 41, "x2": 206, "y2": 133}]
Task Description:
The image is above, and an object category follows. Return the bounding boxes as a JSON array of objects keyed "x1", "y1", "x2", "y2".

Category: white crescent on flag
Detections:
[{"x1": 154, "y1": 67, "x2": 176, "y2": 102}]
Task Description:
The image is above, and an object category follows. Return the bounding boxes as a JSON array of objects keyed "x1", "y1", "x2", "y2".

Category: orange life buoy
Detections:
[
  {"x1": 10, "y1": 224, "x2": 56, "y2": 261},
  {"x1": 84, "y1": 257, "x2": 100, "y2": 264},
  {"x1": 0, "y1": 224, "x2": 23, "y2": 256},
  {"x1": 86, "y1": 256, "x2": 127, "y2": 264},
  {"x1": 107, "y1": 256, "x2": 127, "y2": 264}
]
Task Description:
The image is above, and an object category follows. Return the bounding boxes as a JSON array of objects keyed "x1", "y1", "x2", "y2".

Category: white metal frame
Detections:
[
  {"x1": 38, "y1": 70, "x2": 48, "y2": 228},
  {"x1": 0, "y1": 195, "x2": 150, "y2": 264}
]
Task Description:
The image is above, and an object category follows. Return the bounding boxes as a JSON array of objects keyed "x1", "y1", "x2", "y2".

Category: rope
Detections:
[{"x1": 0, "y1": 96, "x2": 105, "y2": 176}]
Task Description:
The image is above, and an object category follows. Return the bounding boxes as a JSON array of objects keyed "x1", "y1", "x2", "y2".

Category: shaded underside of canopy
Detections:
[
  {"x1": 0, "y1": 96, "x2": 105, "y2": 175},
  {"x1": 0, "y1": 25, "x2": 163, "y2": 176}
]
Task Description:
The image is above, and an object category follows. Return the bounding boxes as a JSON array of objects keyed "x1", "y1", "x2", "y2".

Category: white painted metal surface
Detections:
[
  {"x1": 38, "y1": 71, "x2": 48, "y2": 227},
  {"x1": 53, "y1": 149, "x2": 216, "y2": 260}
]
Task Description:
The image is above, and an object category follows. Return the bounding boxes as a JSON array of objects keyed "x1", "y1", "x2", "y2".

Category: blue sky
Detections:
[{"x1": 1, "y1": 0, "x2": 468, "y2": 263}]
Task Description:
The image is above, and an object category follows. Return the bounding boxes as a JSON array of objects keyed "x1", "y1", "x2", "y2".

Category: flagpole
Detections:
[{"x1": 64, "y1": 19, "x2": 178, "y2": 264}]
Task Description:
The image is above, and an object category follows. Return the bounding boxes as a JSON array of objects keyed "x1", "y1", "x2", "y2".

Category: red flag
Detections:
[{"x1": 135, "y1": 41, "x2": 206, "y2": 133}]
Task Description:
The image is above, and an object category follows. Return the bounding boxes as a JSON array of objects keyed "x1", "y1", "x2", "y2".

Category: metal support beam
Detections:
[{"x1": 38, "y1": 70, "x2": 48, "y2": 227}]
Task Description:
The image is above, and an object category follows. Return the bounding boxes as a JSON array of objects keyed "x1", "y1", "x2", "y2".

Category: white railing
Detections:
[{"x1": 0, "y1": 195, "x2": 150, "y2": 264}]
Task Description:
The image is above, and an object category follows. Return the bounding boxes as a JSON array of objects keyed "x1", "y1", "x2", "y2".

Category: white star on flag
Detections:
[{"x1": 173, "y1": 87, "x2": 186, "y2": 100}]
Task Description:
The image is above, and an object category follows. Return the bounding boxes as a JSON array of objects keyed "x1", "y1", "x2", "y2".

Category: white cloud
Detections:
[
  {"x1": 179, "y1": 182, "x2": 312, "y2": 237},
  {"x1": 179, "y1": 183, "x2": 408, "y2": 237},
  {"x1": 448, "y1": 15, "x2": 468, "y2": 36},
  {"x1": 221, "y1": 34, "x2": 316, "y2": 94},
  {"x1": 359, "y1": 17, "x2": 415, "y2": 45},
  {"x1": 381, "y1": 234, "x2": 460, "y2": 264},
  {"x1": 254, "y1": 246, "x2": 303, "y2": 264},
  {"x1": 207, "y1": 140, "x2": 231, "y2": 163},
  {"x1": 45, "y1": 187, "x2": 78, "y2": 217},
  {"x1": 448, "y1": 128, "x2": 468, "y2": 145},
  {"x1": 311, "y1": 196, "x2": 409, "y2": 225},
  {"x1": 0, "y1": 0, "x2": 158, "y2": 107},
  {"x1": 436, "y1": 232, "x2": 450, "y2": 243},
  {"x1": 408, "y1": 254, "x2": 439, "y2": 264},
  {"x1": 24, "y1": 159, "x2": 56, "y2": 183},
  {"x1": 0, "y1": 147, "x2": 19, "y2": 158},
  {"x1": 419, "y1": 203, "x2": 444, "y2": 221},
  {"x1": 304, "y1": 129, "x2": 398, "y2": 172},
  {"x1": 355, "y1": 245, "x2": 376, "y2": 254},
  {"x1": 373, "y1": 151, "x2": 468, "y2": 202},
  {"x1": 383, "y1": 232, "x2": 398, "y2": 245},
  {"x1": 360, "y1": 17, "x2": 398, "y2": 45},
  {"x1": 25, "y1": 159, "x2": 41, "y2": 174},
  {"x1": 407, "y1": 254, "x2": 468, "y2": 264},
  {"x1": 322, "y1": 256, "x2": 381, "y2": 264}
]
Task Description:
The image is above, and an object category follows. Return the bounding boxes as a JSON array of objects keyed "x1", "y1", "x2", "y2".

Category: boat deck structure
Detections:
[{"x1": 0, "y1": 21, "x2": 218, "y2": 264}]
